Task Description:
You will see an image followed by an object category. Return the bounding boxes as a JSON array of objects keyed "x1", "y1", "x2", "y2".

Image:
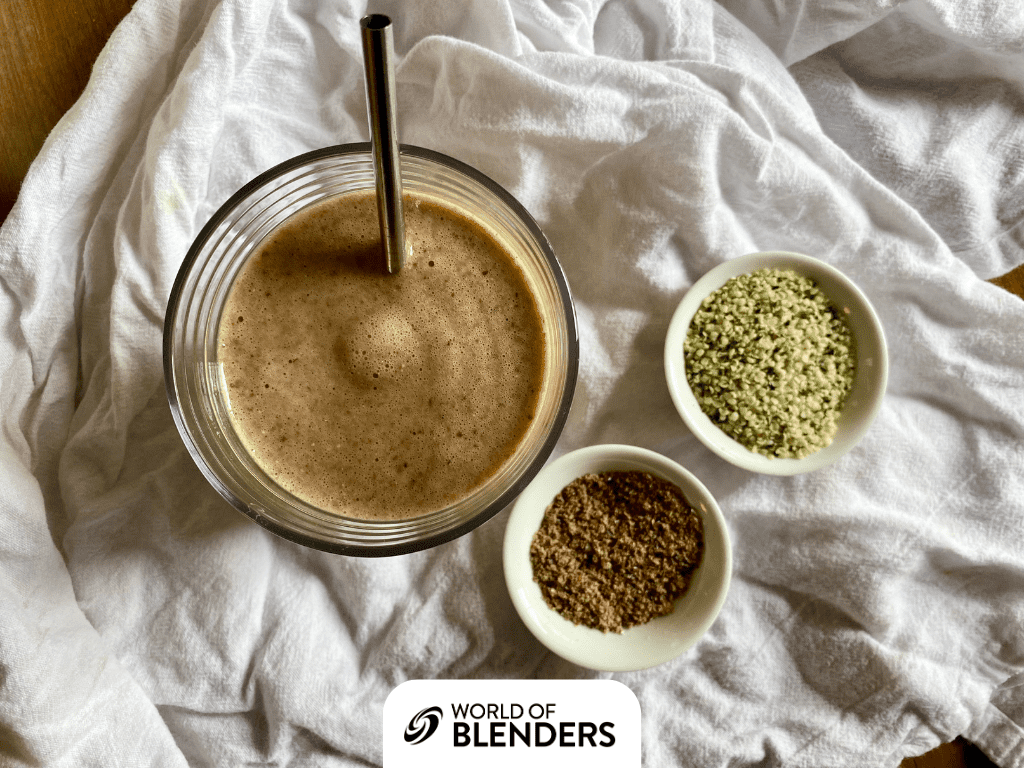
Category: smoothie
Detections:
[{"x1": 217, "y1": 190, "x2": 546, "y2": 521}]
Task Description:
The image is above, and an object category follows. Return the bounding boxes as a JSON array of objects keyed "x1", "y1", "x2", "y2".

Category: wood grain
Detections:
[
  {"x1": 0, "y1": 0, "x2": 136, "y2": 221},
  {"x1": 992, "y1": 263, "x2": 1024, "y2": 300},
  {"x1": 902, "y1": 738, "x2": 998, "y2": 768},
  {"x1": 0, "y1": 2, "x2": 1018, "y2": 767}
]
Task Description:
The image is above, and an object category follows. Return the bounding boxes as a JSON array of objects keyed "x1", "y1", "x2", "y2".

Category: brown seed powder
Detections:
[{"x1": 529, "y1": 470, "x2": 705, "y2": 634}]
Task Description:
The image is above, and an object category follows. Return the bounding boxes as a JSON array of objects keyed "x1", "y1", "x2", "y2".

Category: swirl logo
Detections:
[{"x1": 404, "y1": 706, "x2": 443, "y2": 745}]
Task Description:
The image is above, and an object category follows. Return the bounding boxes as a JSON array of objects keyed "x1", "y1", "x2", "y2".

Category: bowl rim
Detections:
[
  {"x1": 503, "y1": 444, "x2": 733, "y2": 671},
  {"x1": 163, "y1": 143, "x2": 579, "y2": 557},
  {"x1": 664, "y1": 250, "x2": 888, "y2": 475}
]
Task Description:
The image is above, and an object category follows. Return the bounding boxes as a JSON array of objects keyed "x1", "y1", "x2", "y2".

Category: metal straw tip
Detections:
[{"x1": 361, "y1": 14, "x2": 392, "y2": 30}]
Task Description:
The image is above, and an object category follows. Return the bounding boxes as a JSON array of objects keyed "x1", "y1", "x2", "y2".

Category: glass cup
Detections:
[{"x1": 164, "y1": 144, "x2": 578, "y2": 556}]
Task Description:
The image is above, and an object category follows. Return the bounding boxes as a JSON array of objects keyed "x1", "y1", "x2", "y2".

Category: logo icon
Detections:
[{"x1": 404, "y1": 706, "x2": 443, "y2": 745}]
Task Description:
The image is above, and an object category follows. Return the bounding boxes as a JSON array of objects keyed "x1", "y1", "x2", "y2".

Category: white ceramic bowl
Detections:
[
  {"x1": 664, "y1": 251, "x2": 888, "y2": 475},
  {"x1": 503, "y1": 444, "x2": 732, "y2": 672}
]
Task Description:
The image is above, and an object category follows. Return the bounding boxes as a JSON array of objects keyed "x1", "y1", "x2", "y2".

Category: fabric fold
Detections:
[{"x1": 2, "y1": 0, "x2": 1024, "y2": 765}]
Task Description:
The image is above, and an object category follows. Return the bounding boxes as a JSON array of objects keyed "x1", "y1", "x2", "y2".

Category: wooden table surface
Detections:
[{"x1": 1, "y1": 1, "x2": 1021, "y2": 766}]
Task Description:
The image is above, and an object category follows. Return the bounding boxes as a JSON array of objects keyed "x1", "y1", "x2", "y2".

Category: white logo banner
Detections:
[{"x1": 383, "y1": 679, "x2": 641, "y2": 767}]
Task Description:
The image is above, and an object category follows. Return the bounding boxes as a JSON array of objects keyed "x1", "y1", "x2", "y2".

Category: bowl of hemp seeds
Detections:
[
  {"x1": 502, "y1": 444, "x2": 732, "y2": 672},
  {"x1": 664, "y1": 251, "x2": 888, "y2": 475}
]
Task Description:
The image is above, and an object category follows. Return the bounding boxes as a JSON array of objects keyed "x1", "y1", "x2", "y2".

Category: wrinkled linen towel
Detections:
[{"x1": 3, "y1": 0, "x2": 1024, "y2": 765}]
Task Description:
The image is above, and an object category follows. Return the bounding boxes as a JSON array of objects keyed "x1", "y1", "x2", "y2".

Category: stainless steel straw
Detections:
[{"x1": 360, "y1": 14, "x2": 405, "y2": 274}]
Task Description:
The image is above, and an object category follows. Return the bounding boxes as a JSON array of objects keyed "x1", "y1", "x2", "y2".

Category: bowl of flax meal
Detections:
[
  {"x1": 502, "y1": 444, "x2": 732, "y2": 672},
  {"x1": 664, "y1": 251, "x2": 888, "y2": 475}
]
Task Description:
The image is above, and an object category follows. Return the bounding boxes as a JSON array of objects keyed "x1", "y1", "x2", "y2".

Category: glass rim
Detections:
[{"x1": 163, "y1": 143, "x2": 579, "y2": 557}]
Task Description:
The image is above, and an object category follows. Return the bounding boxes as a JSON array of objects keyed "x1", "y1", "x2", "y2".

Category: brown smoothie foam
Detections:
[{"x1": 218, "y1": 190, "x2": 546, "y2": 520}]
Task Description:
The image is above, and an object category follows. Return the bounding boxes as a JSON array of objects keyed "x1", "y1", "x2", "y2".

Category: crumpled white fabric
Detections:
[{"x1": 2, "y1": 0, "x2": 1024, "y2": 765}]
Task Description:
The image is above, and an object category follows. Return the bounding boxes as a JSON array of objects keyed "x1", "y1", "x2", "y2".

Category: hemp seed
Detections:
[{"x1": 683, "y1": 267, "x2": 856, "y2": 459}]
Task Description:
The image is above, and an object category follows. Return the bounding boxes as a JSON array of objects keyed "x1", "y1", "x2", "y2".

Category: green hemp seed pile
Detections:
[{"x1": 684, "y1": 267, "x2": 856, "y2": 459}]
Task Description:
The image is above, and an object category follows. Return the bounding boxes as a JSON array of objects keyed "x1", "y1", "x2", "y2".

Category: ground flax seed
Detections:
[
  {"x1": 684, "y1": 267, "x2": 856, "y2": 459},
  {"x1": 529, "y1": 470, "x2": 705, "y2": 633}
]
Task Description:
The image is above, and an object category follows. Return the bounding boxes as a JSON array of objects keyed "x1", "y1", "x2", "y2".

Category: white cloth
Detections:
[{"x1": 3, "y1": 0, "x2": 1024, "y2": 765}]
